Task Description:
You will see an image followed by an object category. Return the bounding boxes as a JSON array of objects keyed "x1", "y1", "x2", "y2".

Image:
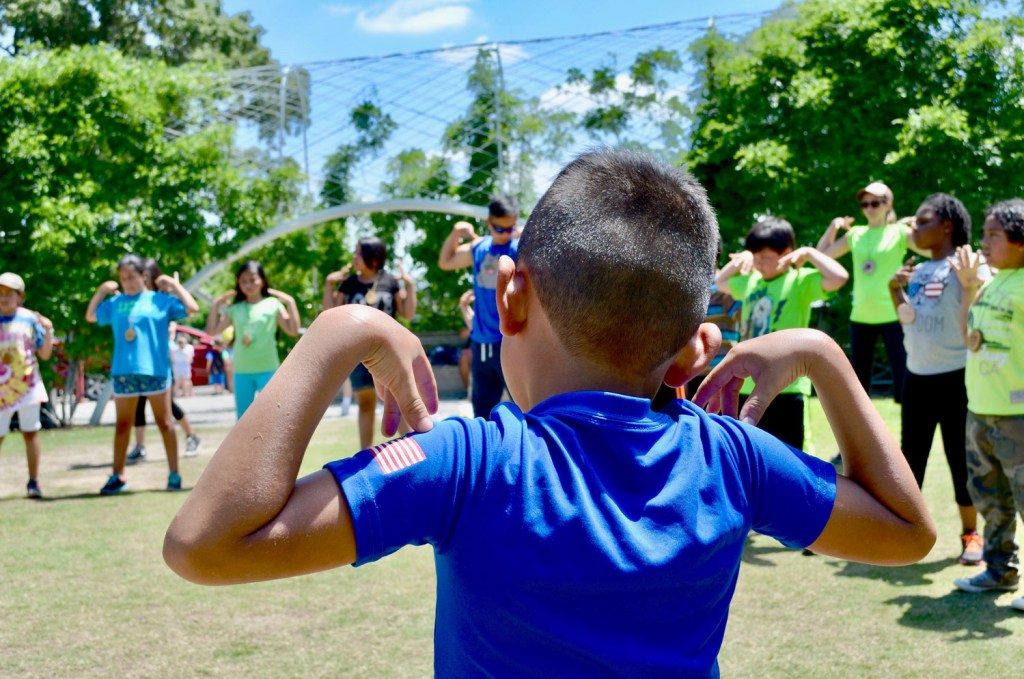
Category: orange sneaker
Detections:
[{"x1": 959, "y1": 531, "x2": 984, "y2": 566}]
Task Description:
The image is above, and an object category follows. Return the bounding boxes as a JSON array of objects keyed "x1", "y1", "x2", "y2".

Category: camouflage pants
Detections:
[{"x1": 965, "y1": 412, "x2": 1024, "y2": 578}]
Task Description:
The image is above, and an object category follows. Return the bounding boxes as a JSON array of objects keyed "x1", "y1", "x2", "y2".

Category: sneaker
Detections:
[
  {"x1": 26, "y1": 479, "x2": 42, "y2": 499},
  {"x1": 100, "y1": 474, "x2": 128, "y2": 495},
  {"x1": 954, "y1": 570, "x2": 1019, "y2": 593},
  {"x1": 1011, "y1": 596, "x2": 1024, "y2": 612},
  {"x1": 126, "y1": 445, "x2": 147, "y2": 465},
  {"x1": 959, "y1": 531, "x2": 984, "y2": 565},
  {"x1": 184, "y1": 434, "x2": 200, "y2": 457},
  {"x1": 167, "y1": 471, "x2": 182, "y2": 492}
]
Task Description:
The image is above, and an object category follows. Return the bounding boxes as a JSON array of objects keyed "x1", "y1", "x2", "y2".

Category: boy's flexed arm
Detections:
[
  {"x1": 163, "y1": 306, "x2": 439, "y2": 585},
  {"x1": 778, "y1": 247, "x2": 849, "y2": 292},
  {"x1": 692, "y1": 329, "x2": 936, "y2": 566}
]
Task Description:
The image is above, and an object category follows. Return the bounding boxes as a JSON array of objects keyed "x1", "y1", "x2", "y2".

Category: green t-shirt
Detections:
[
  {"x1": 848, "y1": 223, "x2": 908, "y2": 324},
  {"x1": 729, "y1": 267, "x2": 827, "y2": 396},
  {"x1": 225, "y1": 297, "x2": 284, "y2": 374},
  {"x1": 966, "y1": 269, "x2": 1024, "y2": 416}
]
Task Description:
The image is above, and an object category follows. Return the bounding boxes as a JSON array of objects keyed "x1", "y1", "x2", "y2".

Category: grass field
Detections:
[{"x1": 1, "y1": 398, "x2": 1022, "y2": 677}]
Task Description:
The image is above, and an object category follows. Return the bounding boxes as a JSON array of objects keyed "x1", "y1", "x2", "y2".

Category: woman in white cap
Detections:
[{"x1": 816, "y1": 182, "x2": 923, "y2": 401}]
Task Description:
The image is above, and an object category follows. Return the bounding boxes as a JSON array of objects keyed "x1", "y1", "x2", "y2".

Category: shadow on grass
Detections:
[
  {"x1": 830, "y1": 557, "x2": 956, "y2": 586},
  {"x1": 741, "y1": 536, "x2": 793, "y2": 567},
  {"x1": 885, "y1": 591, "x2": 1019, "y2": 640},
  {"x1": 0, "y1": 488, "x2": 191, "y2": 503}
]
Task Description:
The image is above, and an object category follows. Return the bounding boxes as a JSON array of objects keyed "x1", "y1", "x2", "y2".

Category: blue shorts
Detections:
[
  {"x1": 350, "y1": 363, "x2": 374, "y2": 391},
  {"x1": 209, "y1": 373, "x2": 226, "y2": 386},
  {"x1": 112, "y1": 374, "x2": 170, "y2": 397}
]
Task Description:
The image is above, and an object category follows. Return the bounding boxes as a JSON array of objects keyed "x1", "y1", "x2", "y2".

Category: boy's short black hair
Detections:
[
  {"x1": 488, "y1": 195, "x2": 518, "y2": 219},
  {"x1": 744, "y1": 217, "x2": 795, "y2": 254},
  {"x1": 519, "y1": 148, "x2": 718, "y2": 378},
  {"x1": 985, "y1": 198, "x2": 1024, "y2": 244},
  {"x1": 921, "y1": 193, "x2": 971, "y2": 247}
]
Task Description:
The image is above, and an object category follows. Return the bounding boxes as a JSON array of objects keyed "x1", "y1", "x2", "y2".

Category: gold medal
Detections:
[
  {"x1": 364, "y1": 290, "x2": 379, "y2": 306},
  {"x1": 124, "y1": 326, "x2": 137, "y2": 342},
  {"x1": 896, "y1": 303, "x2": 916, "y2": 325},
  {"x1": 967, "y1": 329, "x2": 983, "y2": 352},
  {"x1": 242, "y1": 333, "x2": 252, "y2": 347}
]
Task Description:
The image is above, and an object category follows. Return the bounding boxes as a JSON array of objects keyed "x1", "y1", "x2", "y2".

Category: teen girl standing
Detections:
[
  {"x1": 206, "y1": 261, "x2": 300, "y2": 419},
  {"x1": 323, "y1": 237, "x2": 416, "y2": 449},
  {"x1": 85, "y1": 254, "x2": 199, "y2": 494}
]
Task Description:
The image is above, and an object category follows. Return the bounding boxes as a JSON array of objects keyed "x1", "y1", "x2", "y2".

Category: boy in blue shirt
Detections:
[
  {"x1": 165, "y1": 149, "x2": 935, "y2": 676},
  {"x1": 438, "y1": 195, "x2": 519, "y2": 418}
]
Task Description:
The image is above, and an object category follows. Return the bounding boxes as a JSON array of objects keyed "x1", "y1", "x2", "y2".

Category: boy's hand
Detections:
[
  {"x1": 452, "y1": 221, "x2": 477, "y2": 241},
  {"x1": 727, "y1": 250, "x2": 754, "y2": 276},
  {"x1": 830, "y1": 216, "x2": 854, "y2": 232},
  {"x1": 778, "y1": 246, "x2": 814, "y2": 269},
  {"x1": 352, "y1": 308, "x2": 439, "y2": 436},
  {"x1": 100, "y1": 280, "x2": 119, "y2": 295},
  {"x1": 34, "y1": 312, "x2": 54, "y2": 332},
  {"x1": 691, "y1": 329, "x2": 824, "y2": 425}
]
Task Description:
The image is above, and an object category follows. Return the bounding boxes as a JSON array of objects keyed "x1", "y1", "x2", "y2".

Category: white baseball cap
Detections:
[
  {"x1": 0, "y1": 272, "x2": 25, "y2": 293},
  {"x1": 857, "y1": 182, "x2": 893, "y2": 203}
]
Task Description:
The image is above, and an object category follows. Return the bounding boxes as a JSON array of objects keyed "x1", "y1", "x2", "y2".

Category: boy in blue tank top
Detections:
[
  {"x1": 165, "y1": 149, "x2": 936, "y2": 676},
  {"x1": 438, "y1": 195, "x2": 519, "y2": 418}
]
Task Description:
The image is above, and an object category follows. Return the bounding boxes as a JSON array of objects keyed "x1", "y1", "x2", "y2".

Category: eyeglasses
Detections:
[
  {"x1": 489, "y1": 220, "x2": 516, "y2": 234},
  {"x1": 860, "y1": 200, "x2": 885, "y2": 209}
]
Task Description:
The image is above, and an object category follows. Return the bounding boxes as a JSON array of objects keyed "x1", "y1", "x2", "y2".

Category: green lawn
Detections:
[{"x1": 1, "y1": 399, "x2": 1021, "y2": 677}]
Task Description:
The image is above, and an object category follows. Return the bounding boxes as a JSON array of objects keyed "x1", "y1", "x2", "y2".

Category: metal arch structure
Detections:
[{"x1": 184, "y1": 198, "x2": 489, "y2": 293}]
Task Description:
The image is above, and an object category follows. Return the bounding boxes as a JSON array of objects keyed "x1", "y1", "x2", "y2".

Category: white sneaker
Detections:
[
  {"x1": 184, "y1": 434, "x2": 200, "y2": 457},
  {"x1": 1011, "y1": 596, "x2": 1024, "y2": 612}
]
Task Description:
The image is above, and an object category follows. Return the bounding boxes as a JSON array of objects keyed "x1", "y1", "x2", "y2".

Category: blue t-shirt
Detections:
[
  {"x1": 325, "y1": 392, "x2": 836, "y2": 677},
  {"x1": 471, "y1": 236, "x2": 519, "y2": 344},
  {"x1": 96, "y1": 291, "x2": 186, "y2": 377}
]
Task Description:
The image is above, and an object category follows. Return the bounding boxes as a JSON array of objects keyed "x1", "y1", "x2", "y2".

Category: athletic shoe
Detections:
[
  {"x1": 184, "y1": 435, "x2": 201, "y2": 457},
  {"x1": 1011, "y1": 596, "x2": 1024, "y2": 612},
  {"x1": 26, "y1": 479, "x2": 42, "y2": 499},
  {"x1": 954, "y1": 570, "x2": 1019, "y2": 593},
  {"x1": 100, "y1": 474, "x2": 128, "y2": 495},
  {"x1": 959, "y1": 531, "x2": 984, "y2": 565},
  {"x1": 167, "y1": 471, "x2": 182, "y2": 492},
  {"x1": 126, "y1": 445, "x2": 147, "y2": 465}
]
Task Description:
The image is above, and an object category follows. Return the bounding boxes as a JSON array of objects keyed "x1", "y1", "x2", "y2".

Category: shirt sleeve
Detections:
[
  {"x1": 716, "y1": 415, "x2": 837, "y2": 548},
  {"x1": 30, "y1": 316, "x2": 46, "y2": 350},
  {"x1": 95, "y1": 297, "x2": 113, "y2": 327},
  {"x1": 324, "y1": 417, "x2": 485, "y2": 566},
  {"x1": 727, "y1": 274, "x2": 752, "y2": 301},
  {"x1": 165, "y1": 294, "x2": 188, "y2": 322},
  {"x1": 799, "y1": 268, "x2": 827, "y2": 303}
]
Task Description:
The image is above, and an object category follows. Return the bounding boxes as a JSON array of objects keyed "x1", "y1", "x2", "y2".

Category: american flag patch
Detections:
[
  {"x1": 924, "y1": 281, "x2": 944, "y2": 298},
  {"x1": 371, "y1": 436, "x2": 426, "y2": 474}
]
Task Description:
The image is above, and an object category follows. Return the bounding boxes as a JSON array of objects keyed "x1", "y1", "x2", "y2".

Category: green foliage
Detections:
[
  {"x1": 685, "y1": 0, "x2": 1024, "y2": 253},
  {"x1": 0, "y1": 47, "x2": 302, "y2": 365}
]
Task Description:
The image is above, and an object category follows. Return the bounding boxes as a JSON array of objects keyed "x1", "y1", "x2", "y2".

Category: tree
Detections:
[
  {"x1": 685, "y1": 0, "x2": 1024, "y2": 251},
  {"x1": 0, "y1": 47, "x2": 303, "y2": 378}
]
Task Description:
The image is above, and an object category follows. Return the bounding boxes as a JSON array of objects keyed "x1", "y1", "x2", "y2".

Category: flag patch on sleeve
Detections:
[{"x1": 371, "y1": 436, "x2": 426, "y2": 474}]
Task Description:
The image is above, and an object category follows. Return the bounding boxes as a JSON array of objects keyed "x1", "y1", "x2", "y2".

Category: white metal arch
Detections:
[{"x1": 184, "y1": 198, "x2": 490, "y2": 292}]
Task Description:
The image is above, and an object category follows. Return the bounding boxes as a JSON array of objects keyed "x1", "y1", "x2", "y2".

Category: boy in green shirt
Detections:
[
  {"x1": 716, "y1": 217, "x2": 848, "y2": 449},
  {"x1": 950, "y1": 199, "x2": 1024, "y2": 613}
]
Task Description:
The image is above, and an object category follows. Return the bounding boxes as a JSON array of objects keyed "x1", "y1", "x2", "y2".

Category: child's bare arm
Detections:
[
  {"x1": 30, "y1": 311, "x2": 54, "y2": 360},
  {"x1": 85, "y1": 281, "x2": 118, "y2": 323},
  {"x1": 692, "y1": 329, "x2": 936, "y2": 566},
  {"x1": 778, "y1": 247, "x2": 849, "y2": 292},
  {"x1": 163, "y1": 306, "x2": 439, "y2": 585}
]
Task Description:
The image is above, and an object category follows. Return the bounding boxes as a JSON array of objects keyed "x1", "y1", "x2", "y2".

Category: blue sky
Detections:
[{"x1": 221, "y1": 0, "x2": 786, "y2": 65}]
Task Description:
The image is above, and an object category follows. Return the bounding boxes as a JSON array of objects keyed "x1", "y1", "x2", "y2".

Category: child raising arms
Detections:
[
  {"x1": 716, "y1": 217, "x2": 848, "y2": 449},
  {"x1": 889, "y1": 194, "x2": 984, "y2": 565},
  {"x1": 950, "y1": 199, "x2": 1024, "y2": 613},
  {"x1": 165, "y1": 149, "x2": 935, "y2": 674}
]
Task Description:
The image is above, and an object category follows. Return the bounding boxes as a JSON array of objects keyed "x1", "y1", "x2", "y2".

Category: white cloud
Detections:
[
  {"x1": 356, "y1": 0, "x2": 473, "y2": 35},
  {"x1": 432, "y1": 41, "x2": 529, "y2": 67},
  {"x1": 322, "y1": 4, "x2": 360, "y2": 16}
]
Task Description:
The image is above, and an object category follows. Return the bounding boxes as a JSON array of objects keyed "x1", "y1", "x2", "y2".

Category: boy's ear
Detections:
[
  {"x1": 495, "y1": 255, "x2": 528, "y2": 336},
  {"x1": 663, "y1": 323, "x2": 722, "y2": 388}
]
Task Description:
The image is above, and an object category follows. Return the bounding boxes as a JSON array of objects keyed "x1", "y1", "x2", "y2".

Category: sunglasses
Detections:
[
  {"x1": 860, "y1": 199, "x2": 885, "y2": 209},
  {"x1": 490, "y1": 224, "x2": 515, "y2": 234}
]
